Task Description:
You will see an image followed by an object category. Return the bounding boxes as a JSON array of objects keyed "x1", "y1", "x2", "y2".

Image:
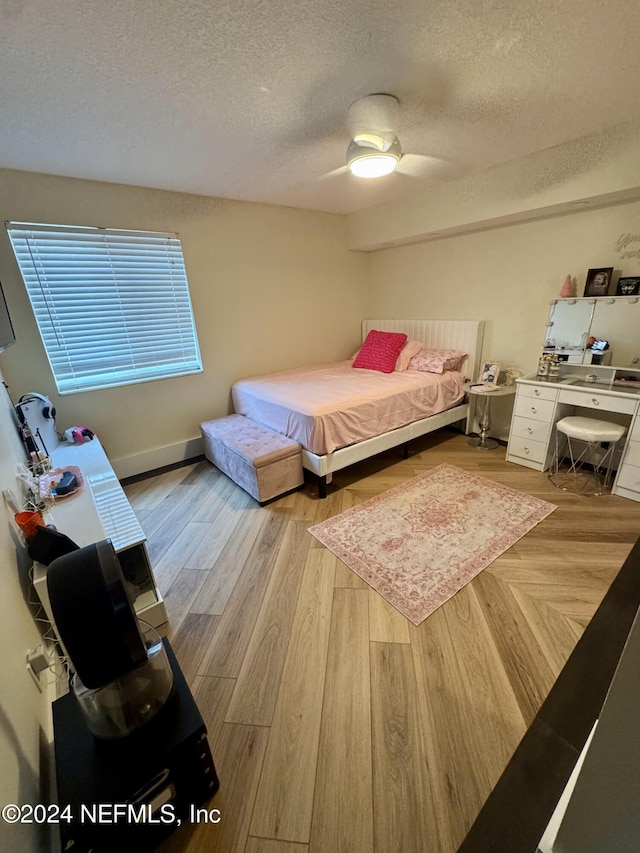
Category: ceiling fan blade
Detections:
[
  {"x1": 316, "y1": 164, "x2": 350, "y2": 181},
  {"x1": 396, "y1": 153, "x2": 459, "y2": 180}
]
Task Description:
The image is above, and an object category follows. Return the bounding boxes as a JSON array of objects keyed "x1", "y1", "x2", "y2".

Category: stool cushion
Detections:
[{"x1": 556, "y1": 416, "x2": 627, "y2": 443}]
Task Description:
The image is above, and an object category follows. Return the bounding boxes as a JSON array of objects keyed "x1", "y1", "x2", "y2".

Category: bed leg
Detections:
[
  {"x1": 402, "y1": 442, "x2": 409, "y2": 459},
  {"x1": 317, "y1": 475, "x2": 327, "y2": 499}
]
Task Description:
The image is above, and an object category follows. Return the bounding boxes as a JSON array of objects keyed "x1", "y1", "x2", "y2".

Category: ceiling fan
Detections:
[{"x1": 342, "y1": 93, "x2": 452, "y2": 180}]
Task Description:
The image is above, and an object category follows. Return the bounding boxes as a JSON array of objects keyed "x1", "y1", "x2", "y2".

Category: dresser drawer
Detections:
[
  {"x1": 623, "y1": 440, "x2": 640, "y2": 469},
  {"x1": 507, "y1": 435, "x2": 547, "y2": 465},
  {"x1": 514, "y1": 396, "x2": 556, "y2": 423},
  {"x1": 511, "y1": 416, "x2": 552, "y2": 443},
  {"x1": 630, "y1": 417, "x2": 640, "y2": 442},
  {"x1": 558, "y1": 388, "x2": 637, "y2": 415},
  {"x1": 517, "y1": 383, "x2": 558, "y2": 402},
  {"x1": 616, "y1": 462, "x2": 640, "y2": 494}
]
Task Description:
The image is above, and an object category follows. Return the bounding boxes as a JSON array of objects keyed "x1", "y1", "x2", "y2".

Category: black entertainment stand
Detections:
[{"x1": 52, "y1": 640, "x2": 219, "y2": 853}]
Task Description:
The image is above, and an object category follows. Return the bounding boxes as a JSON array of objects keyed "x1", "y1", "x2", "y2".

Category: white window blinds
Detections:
[{"x1": 6, "y1": 222, "x2": 202, "y2": 394}]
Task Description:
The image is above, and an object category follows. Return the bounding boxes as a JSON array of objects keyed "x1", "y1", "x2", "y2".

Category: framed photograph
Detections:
[
  {"x1": 479, "y1": 360, "x2": 500, "y2": 386},
  {"x1": 615, "y1": 276, "x2": 640, "y2": 296},
  {"x1": 583, "y1": 267, "x2": 613, "y2": 297}
]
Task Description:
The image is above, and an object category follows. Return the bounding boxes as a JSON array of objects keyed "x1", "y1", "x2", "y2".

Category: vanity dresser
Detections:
[{"x1": 506, "y1": 295, "x2": 640, "y2": 502}]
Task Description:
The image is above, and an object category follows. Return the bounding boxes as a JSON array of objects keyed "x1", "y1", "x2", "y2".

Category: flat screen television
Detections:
[{"x1": 0, "y1": 280, "x2": 16, "y2": 352}]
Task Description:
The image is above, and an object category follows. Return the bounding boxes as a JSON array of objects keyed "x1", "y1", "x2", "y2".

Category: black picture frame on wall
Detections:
[
  {"x1": 583, "y1": 267, "x2": 614, "y2": 297},
  {"x1": 615, "y1": 277, "x2": 640, "y2": 297}
]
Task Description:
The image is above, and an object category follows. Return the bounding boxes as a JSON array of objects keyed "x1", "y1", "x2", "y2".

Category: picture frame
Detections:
[
  {"x1": 583, "y1": 267, "x2": 613, "y2": 297},
  {"x1": 615, "y1": 276, "x2": 640, "y2": 297},
  {"x1": 479, "y1": 360, "x2": 500, "y2": 386}
]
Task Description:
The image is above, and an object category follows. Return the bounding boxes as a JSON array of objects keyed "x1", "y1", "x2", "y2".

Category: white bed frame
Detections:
[{"x1": 302, "y1": 319, "x2": 485, "y2": 496}]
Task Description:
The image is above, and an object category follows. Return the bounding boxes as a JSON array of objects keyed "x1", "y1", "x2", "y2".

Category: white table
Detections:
[
  {"x1": 32, "y1": 437, "x2": 167, "y2": 634},
  {"x1": 468, "y1": 384, "x2": 516, "y2": 450}
]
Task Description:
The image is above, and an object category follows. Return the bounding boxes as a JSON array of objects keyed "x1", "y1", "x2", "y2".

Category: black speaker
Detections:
[{"x1": 47, "y1": 539, "x2": 147, "y2": 688}]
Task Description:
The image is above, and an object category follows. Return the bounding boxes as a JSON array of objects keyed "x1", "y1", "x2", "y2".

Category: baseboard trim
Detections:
[{"x1": 111, "y1": 436, "x2": 205, "y2": 480}]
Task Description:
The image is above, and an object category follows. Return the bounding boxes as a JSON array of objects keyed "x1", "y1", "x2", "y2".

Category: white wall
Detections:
[
  {"x1": 367, "y1": 199, "x2": 640, "y2": 438},
  {"x1": 0, "y1": 363, "x2": 53, "y2": 853},
  {"x1": 2, "y1": 143, "x2": 638, "y2": 464},
  {"x1": 0, "y1": 169, "x2": 369, "y2": 476}
]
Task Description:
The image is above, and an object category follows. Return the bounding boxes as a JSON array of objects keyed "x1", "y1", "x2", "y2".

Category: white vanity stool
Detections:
[{"x1": 549, "y1": 416, "x2": 627, "y2": 495}]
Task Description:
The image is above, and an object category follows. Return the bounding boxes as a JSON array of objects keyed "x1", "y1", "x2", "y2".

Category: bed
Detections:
[{"x1": 232, "y1": 319, "x2": 485, "y2": 496}]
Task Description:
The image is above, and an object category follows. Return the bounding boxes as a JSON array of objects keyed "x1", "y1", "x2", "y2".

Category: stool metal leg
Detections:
[
  {"x1": 550, "y1": 436, "x2": 619, "y2": 496},
  {"x1": 594, "y1": 442, "x2": 617, "y2": 492},
  {"x1": 550, "y1": 417, "x2": 626, "y2": 496},
  {"x1": 553, "y1": 429, "x2": 561, "y2": 480},
  {"x1": 549, "y1": 429, "x2": 568, "y2": 489}
]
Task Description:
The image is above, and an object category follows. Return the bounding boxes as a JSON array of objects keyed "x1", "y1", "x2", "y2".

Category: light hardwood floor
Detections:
[{"x1": 123, "y1": 431, "x2": 640, "y2": 853}]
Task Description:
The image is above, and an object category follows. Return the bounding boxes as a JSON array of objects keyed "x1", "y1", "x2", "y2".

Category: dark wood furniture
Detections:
[
  {"x1": 458, "y1": 533, "x2": 640, "y2": 852},
  {"x1": 53, "y1": 640, "x2": 219, "y2": 853}
]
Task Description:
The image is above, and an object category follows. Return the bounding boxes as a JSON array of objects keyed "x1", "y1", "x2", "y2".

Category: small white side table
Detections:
[{"x1": 468, "y1": 385, "x2": 516, "y2": 450}]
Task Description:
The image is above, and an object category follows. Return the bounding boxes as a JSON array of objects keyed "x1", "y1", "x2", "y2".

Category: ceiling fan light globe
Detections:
[
  {"x1": 347, "y1": 135, "x2": 401, "y2": 179},
  {"x1": 349, "y1": 154, "x2": 398, "y2": 178}
]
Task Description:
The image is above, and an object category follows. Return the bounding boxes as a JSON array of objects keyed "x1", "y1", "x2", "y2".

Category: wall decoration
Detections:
[
  {"x1": 615, "y1": 276, "x2": 640, "y2": 296},
  {"x1": 583, "y1": 267, "x2": 613, "y2": 297},
  {"x1": 616, "y1": 233, "x2": 640, "y2": 262}
]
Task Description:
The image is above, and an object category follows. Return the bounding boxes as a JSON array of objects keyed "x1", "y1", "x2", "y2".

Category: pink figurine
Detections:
[{"x1": 560, "y1": 274, "x2": 576, "y2": 297}]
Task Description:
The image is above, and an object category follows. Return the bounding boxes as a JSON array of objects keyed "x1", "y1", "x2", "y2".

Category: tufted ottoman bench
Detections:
[{"x1": 200, "y1": 414, "x2": 304, "y2": 504}]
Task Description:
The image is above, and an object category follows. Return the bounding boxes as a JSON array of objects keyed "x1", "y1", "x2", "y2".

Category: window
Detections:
[{"x1": 6, "y1": 222, "x2": 202, "y2": 394}]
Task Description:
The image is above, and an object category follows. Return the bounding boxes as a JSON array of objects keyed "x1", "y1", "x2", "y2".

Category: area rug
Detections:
[{"x1": 308, "y1": 463, "x2": 557, "y2": 625}]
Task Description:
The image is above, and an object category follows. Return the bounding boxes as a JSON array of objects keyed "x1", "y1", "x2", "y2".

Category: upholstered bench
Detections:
[{"x1": 200, "y1": 414, "x2": 303, "y2": 504}]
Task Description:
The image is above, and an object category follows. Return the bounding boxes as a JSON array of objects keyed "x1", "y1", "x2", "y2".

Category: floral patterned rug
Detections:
[{"x1": 308, "y1": 464, "x2": 557, "y2": 625}]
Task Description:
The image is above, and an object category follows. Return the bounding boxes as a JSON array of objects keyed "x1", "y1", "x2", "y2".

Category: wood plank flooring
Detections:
[{"x1": 122, "y1": 430, "x2": 640, "y2": 853}]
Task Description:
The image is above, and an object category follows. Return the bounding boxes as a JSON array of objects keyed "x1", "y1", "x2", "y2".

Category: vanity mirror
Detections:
[
  {"x1": 588, "y1": 299, "x2": 640, "y2": 368},
  {"x1": 544, "y1": 300, "x2": 593, "y2": 363},
  {"x1": 544, "y1": 296, "x2": 640, "y2": 368}
]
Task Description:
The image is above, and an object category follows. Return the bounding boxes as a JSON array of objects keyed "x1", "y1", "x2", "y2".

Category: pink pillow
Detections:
[
  {"x1": 408, "y1": 348, "x2": 468, "y2": 374},
  {"x1": 352, "y1": 330, "x2": 408, "y2": 373},
  {"x1": 394, "y1": 339, "x2": 425, "y2": 371}
]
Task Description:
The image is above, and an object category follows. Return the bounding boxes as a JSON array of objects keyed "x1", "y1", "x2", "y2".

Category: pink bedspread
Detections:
[{"x1": 232, "y1": 360, "x2": 466, "y2": 455}]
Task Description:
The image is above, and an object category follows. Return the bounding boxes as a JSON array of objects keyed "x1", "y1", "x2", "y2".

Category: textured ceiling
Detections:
[{"x1": 1, "y1": 0, "x2": 639, "y2": 214}]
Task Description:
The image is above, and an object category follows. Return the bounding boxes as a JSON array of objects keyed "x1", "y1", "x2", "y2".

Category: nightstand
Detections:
[{"x1": 468, "y1": 385, "x2": 516, "y2": 450}]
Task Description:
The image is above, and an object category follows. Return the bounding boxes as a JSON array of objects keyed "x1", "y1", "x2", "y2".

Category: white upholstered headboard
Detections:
[{"x1": 362, "y1": 319, "x2": 485, "y2": 383}]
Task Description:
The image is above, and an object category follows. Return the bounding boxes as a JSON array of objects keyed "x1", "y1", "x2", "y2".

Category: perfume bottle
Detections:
[
  {"x1": 548, "y1": 357, "x2": 561, "y2": 378},
  {"x1": 537, "y1": 357, "x2": 550, "y2": 377}
]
